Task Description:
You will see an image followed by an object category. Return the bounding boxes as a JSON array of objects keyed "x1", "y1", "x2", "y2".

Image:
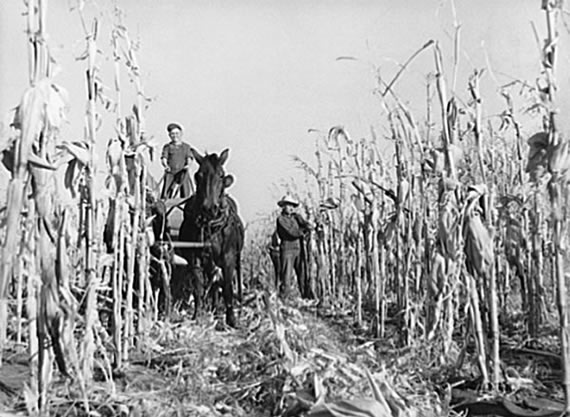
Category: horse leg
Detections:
[
  {"x1": 211, "y1": 265, "x2": 225, "y2": 314},
  {"x1": 236, "y1": 254, "x2": 242, "y2": 303},
  {"x1": 221, "y1": 257, "x2": 237, "y2": 328},
  {"x1": 190, "y1": 260, "x2": 204, "y2": 320}
]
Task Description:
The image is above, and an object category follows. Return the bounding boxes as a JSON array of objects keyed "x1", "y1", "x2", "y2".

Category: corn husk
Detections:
[
  {"x1": 464, "y1": 212, "x2": 494, "y2": 277},
  {"x1": 463, "y1": 185, "x2": 494, "y2": 277},
  {"x1": 437, "y1": 178, "x2": 461, "y2": 259},
  {"x1": 424, "y1": 144, "x2": 463, "y2": 175},
  {"x1": 12, "y1": 78, "x2": 68, "y2": 142},
  {"x1": 106, "y1": 137, "x2": 127, "y2": 196}
]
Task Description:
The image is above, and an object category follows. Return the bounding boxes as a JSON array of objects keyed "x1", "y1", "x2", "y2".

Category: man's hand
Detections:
[{"x1": 161, "y1": 157, "x2": 170, "y2": 173}]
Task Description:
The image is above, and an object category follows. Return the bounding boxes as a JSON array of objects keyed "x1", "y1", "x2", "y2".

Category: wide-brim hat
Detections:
[
  {"x1": 166, "y1": 122, "x2": 183, "y2": 132},
  {"x1": 277, "y1": 194, "x2": 299, "y2": 207}
]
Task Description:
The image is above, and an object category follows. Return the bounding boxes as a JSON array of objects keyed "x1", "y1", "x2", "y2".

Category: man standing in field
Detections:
[
  {"x1": 160, "y1": 122, "x2": 194, "y2": 199},
  {"x1": 275, "y1": 194, "x2": 313, "y2": 300}
]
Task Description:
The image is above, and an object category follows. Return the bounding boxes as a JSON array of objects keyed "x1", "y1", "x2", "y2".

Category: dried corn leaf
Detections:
[
  {"x1": 327, "y1": 126, "x2": 352, "y2": 151},
  {"x1": 28, "y1": 153, "x2": 56, "y2": 170},
  {"x1": 43, "y1": 82, "x2": 68, "y2": 130},
  {"x1": 263, "y1": 293, "x2": 296, "y2": 366},
  {"x1": 350, "y1": 194, "x2": 366, "y2": 214},
  {"x1": 23, "y1": 383, "x2": 39, "y2": 416},
  {"x1": 2, "y1": 142, "x2": 56, "y2": 174},
  {"x1": 31, "y1": 169, "x2": 55, "y2": 219},
  {"x1": 12, "y1": 84, "x2": 45, "y2": 171},
  {"x1": 106, "y1": 137, "x2": 124, "y2": 171},
  {"x1": 307, "y1": 398, "x2": 391, "y2": 417},
  {"x1": 0, "y1": 115, "x2": 15, "y2": 153},
  {"x1": 548, "y1": 180, "x2": 565, "y2": 220},
  {"x1": 377, "y1": 378, "x2": 411, "y2": 417},
  {"x1": 439, "y1": 177, "x2": 459, "y2": 195},
  {"x1": 397, "y1": 179, "x2": 409, "y2": 205},
  {"x1": 424, "y1": 144, "x2": 463, "y2": 175},
  {"x1": 1, "y1": 142, "x2": 16, "y2": 173},
  {"x1": 59, "y1": 141, "x2": 91, "y2": 166},
  {"x1": 466, "y1": 184, "x2": 487, "y2": 200},
  {"x1": 38, "y1": 221, "x2": 68, "y2": 376},
  {"x1": 365, "y1": 368, "x2": 390, "y2": 407},
  {"x1": 63, "y1": 159, "x2": 81, "y2": 198}
]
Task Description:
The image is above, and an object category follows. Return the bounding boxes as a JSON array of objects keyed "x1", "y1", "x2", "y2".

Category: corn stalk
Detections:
[
  {"x1": 79, "y1": 15, "x2": 99, "y2": 383},
  {"x1": 468, "y1": 69, "x2": 501, "y2": 390},
  {"x1": 538, "y1": 1, "x2": 570, "y2": 413}
]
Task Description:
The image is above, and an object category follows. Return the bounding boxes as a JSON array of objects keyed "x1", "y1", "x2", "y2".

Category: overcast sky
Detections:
[{"x1": 0, "y1": 0, "x2": 565, "y2": 222}]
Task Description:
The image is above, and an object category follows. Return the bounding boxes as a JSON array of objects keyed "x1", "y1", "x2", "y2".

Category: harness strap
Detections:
[
  {"x1": 192, "y1": 196, "x2": 234, "y2": 248},
  {"x1": 208, "y1": 206, "x2": 229, "y2": 230}
]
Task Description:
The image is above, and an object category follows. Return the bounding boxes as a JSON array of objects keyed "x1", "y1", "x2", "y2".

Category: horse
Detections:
[{"x1": 178, "y1": 148, "x2": 244, "y2": 327}]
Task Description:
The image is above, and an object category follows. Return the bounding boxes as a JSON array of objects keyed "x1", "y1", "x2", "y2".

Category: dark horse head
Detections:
[{"x1": 191, "y1": 148, "x2": 234, "y2": 219}]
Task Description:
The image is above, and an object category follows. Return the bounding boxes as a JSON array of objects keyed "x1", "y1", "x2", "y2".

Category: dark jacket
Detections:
[{"x1": 276, "y1": 213, "x2": 309, "y2": 251}]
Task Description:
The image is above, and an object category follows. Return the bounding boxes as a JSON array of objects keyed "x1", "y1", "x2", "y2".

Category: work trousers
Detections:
[
  {"x1": 279, "y1": 242, "x2": 315, "y2": 299},
  {"x1": 162, "y1": 169, "x2": 193, "y2": 199},
  {"x1": 279, "y1": 245, "x2": 304, "y2": 299}
]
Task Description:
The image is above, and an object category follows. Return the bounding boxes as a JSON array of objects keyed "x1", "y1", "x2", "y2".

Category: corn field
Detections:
[{"x1": 2, "y1": 0, "x2": 570, "y2": 416}]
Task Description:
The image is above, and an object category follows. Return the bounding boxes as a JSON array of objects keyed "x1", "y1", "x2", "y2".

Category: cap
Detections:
[{"x1": 166, "y1": 122, "x2": 183, "y2": 132}]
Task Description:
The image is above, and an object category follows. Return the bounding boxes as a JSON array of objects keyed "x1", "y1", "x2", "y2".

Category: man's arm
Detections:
[
  {"x1": 268, "y1": 231, "x2": 280, "y2": 252},
  {"x1": 294, "y1": 213, "x2": 312, "y2": 233},
  {"x1": 161, "y1": 144, "x2": 170, "y2": 171},
  {"x1": 277, "y1": 215, "x2": 303, "y2": 240}
]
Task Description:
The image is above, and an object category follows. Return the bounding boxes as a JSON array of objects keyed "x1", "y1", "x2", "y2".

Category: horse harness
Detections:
[{"x1": 194, "y1": 195, "x2": 232, "y2": 255}]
